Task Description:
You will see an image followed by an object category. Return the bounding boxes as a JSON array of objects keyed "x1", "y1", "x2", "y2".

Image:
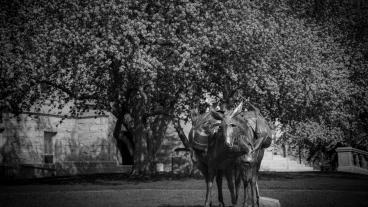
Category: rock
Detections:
[{"x1": 260, "y1": 197, "x2": 281, "y2": 207}]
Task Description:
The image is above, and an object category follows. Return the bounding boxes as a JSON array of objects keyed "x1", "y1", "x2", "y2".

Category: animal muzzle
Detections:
[
  {"x1": 241, "y1": 150, "x2": 256, "y2": 164},
  {"x1": 225, "y1": 141, "x2": 234, "y2": 148}
]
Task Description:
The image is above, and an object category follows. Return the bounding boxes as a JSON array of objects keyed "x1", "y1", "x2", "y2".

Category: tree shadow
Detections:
[
  {"x1": 0, "y1": 114, "x2": 45, "y2": 179},
  {"x1": 157, "y1": 205, "x2": 203, "y2": 207},
  {"x1": 158, "y1": 205, "x2": 231, "y2": 207}
]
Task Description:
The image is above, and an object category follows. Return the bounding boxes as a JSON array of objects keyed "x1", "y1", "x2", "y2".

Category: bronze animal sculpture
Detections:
[
  {"x1": 189, "y1": 103, "x2": 247, "y2": 207},
  {"x1": 190, "y1": 102, "x2": 272, "y2": 207},
  {"x1": 210, "y1": 103, "x2": 272, "y2": 207}
]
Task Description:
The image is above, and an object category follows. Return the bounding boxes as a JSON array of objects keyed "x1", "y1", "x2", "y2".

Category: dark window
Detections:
[
  {"x1": 0, "y1": 113, "x2": 3, "y2": 133},
  {"x1": 44, "y1": 131, "x2": 56, "y2": 164},
  {"x1": 44, "y1": 155, "x2": 53, "y2": 164}
]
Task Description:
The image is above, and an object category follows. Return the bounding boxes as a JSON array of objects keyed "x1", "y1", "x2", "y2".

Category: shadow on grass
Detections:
[
  {"x1": 158, "y1": 205, "x2": 213, "y2": 207},
  {"x1": 0, "y1": 172, "x2": 201, "y2": 185},
  {"x1": 158, "y1": 205, "x2": 202, "y2": 207},
  {"x1": 0, "y1": 173, "x2": 130, "y2": 185},
  {"x1": 259, "y1": 171, "x2": 368, "y2": 180},
  {"x1": 2, "y1": 171, "x2": 368, "y2": 186},
  {"x1": 158, "y1": 205, "x2": 234, "y2": 207}
]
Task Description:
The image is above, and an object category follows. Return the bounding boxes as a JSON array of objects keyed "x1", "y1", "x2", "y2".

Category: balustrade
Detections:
[
  {"x1": 336, "y1": 147, "x2": 368, "y2": 175},
  {"x1": 361, "y1": 154, "x2": 367, "y2": 168}
]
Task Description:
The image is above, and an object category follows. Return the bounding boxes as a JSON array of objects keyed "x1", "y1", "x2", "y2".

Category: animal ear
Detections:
[
  {"x1": 210, "y1": 110, "x2": 224, "y2": 120},
  {"x1": 230, "y1": 102, "x2": 243, "y2": 118}
]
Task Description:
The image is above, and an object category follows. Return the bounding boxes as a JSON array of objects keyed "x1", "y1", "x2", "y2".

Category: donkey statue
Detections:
[
  {"x1": 210, "y1": 102, "x2": 272, "y2": 207},
  {"x1": 189, "y1": 103, "x2": 247, "y2": 207}
]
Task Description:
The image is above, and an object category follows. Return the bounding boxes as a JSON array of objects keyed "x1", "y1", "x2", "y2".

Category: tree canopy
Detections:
[
  {"x1": 282, "y1": 0, "x2": 368, "y2": 152},
  {"x1": 1, "y1": 0, "x2": 365, "y2": 173}
]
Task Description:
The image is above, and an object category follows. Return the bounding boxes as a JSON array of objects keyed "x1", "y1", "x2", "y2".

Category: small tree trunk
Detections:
[
  {"x1": 113, "y1": 116, "x2": 134, "y2": 165},
  {"x1": 130, "y1": 87, "x2": 152, "y2": 175},
  {"x1": 147, "y1": 115, "x2": 170, "y2": 173},
  {"x1": 131, "y1": 115, "x2": 170, "y2": 175},
  {"x1": 132, "y1": 124, "x2": 150, "y2": 175}
]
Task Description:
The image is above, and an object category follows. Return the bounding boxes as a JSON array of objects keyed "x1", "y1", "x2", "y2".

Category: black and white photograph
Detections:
[{"x1": 1, "y1": 0, "x2": 368, "y2": 207}]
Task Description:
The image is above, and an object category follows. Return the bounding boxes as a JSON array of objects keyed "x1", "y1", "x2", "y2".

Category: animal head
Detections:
[
  {"x1": 209, "y1": 102, "x2": 244, "y2": 149},
  {"x1": 189, "y1": 108, "x2": 222, "y2": 150},
  {"x1": 210, "y1": 102, "x2": 272, "y2": 164},
  {"x1": 191, "y1": 108, "x2": 220, "y2": 134}
]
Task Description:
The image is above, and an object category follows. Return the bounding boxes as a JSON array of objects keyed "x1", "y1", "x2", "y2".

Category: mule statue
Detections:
[
  {"x1": 190, "y1": 102, "x2": 272, "y2": 207},
  {"x1": 189, "y1": 103, "x2": 246, "y2": 207},
  {"x1": 210, "y1": 102, "x2": 272, "y2": 207}
]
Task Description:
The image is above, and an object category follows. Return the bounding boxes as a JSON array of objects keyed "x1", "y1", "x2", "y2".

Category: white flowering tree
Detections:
[{"x1": 1, "y1": 0, "x2": 356, "y2": 175}]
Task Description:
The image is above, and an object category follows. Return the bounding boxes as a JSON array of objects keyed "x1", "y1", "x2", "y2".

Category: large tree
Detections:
[
  {"x1": 1, "y1": 0, "x2": 356, "y2": 174},
  {"x1": 176, "y1": 0, "x2": 354, "y2": 166},
  {"x1": 1, "y1": 0, "x2": 209, "y2": 174}
]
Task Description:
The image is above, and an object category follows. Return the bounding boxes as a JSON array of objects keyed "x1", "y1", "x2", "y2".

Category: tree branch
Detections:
[
  {"x1": 144, "y1": 110, "x2": 172, "y2": 119},
  {"x1": 36, "y1": 79, "x2": 98, "y2": 100},
  {"x1": 173, "y1": 118, "x2": 190, "y2": 149},
  {"x1": 138, "y1": 86, "x2": 148, "y2": 105}
]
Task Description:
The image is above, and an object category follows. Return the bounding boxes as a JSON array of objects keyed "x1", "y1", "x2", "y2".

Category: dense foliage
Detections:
[
  {"x1": 280, "y1": 0, "x2": 368, "y2": 163},
  {"x1": 266, "y1": 0, "x2": 368, "y2": 167},
  {"x1": 1, "y1": 0, "x2": 366, "y2": 173}
]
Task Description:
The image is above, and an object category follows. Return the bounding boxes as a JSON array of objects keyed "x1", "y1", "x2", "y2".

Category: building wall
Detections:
[
  {"x1": 155, "y1": 121, "x2": 194, "y2": 174},
  {"x1": 0, "y1": 112, "x2": 123, "y2": 178},
  {"x1": 156, "y1": 123, "x2": 186, "y2": 172}
]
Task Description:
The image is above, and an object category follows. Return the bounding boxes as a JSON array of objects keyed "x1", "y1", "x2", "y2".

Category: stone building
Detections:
[
  {"x1": 0, "y1": 107, "x2": 127, "y2": 179},
  {"x1": 0, "y1": 104, "x2": 316, "y2": 179},
  {"x1": 155, "y1": 122, "x2": 192, "y2": 174}
]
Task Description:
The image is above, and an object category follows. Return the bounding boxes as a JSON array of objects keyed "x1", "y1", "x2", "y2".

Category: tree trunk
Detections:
[
  {"x1": 173, "y1": 119, "x2": 190, "y2": 149},
  {"x1": 131, "y1": 123, "x2": 150, "y2": 175},
  {"x1": 130, "y1": 87, "x2": 152, "y2": 175},
  {"x1": 148, "y1": 115, "x2": 170, "y2": 170},
  {"x1": 221, "y1": 81, "x2": 237, "y2": 111},
  {"x1": 130, "y1": 115, "x2": 170, "y2": 175},
  {"x1": 113, "y1": 116, "x2": 134, "y2": 165}
]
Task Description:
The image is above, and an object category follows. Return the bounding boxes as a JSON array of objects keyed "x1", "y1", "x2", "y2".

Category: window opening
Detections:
[{"x1": 44, "y1": 131, "x2": 56, "y2": 164}]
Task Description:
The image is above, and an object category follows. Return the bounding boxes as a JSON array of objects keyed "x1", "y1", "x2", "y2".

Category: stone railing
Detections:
[{"x1": 336, "y1": 147, "x2": 368, "y2": 175}]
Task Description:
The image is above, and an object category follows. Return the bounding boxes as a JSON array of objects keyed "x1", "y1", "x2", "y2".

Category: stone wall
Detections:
[
  {"x1": 155, "y1": 121, "x2": 194, "y2": 174},
  {"x1": 155, "y1": 123, "x2": 185, "y2": 172},
  {"x1": 0, "y1": 112, "x2": 123, "y2": 178}
]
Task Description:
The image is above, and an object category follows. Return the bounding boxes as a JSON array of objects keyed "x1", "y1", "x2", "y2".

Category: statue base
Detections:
[{"x1": 260, "y1": 197, "x2": 281, "y2": 207}]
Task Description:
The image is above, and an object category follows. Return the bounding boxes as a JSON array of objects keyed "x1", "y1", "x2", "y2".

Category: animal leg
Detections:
[
  {"x1": 197, "y1": 163, "x2": 210, "y2": 207},
  {"x1": 204, "y1": 170, "x2": 215, "y2": 207},
  {"x1": 242, "y1": 178, "x2": 250, "y2": 207},
  {"x1": 216, "y1": 170, "x2": 225, "y2": 207},
  {"x1": 243, "y1": 175, "x2": 258, "y2": 207},
  {"x1": 235, "y1": 167, "x2": 242, "y2": 203},
  {"x1": 251, "y1": 179, "x2": 258, "y2": 207},
  {"x1": 225, "y1": 169, "x2": 237, "y2": 207},
  {"x1": 255, "y1": 181, "x2": 260, "y2": 207}
]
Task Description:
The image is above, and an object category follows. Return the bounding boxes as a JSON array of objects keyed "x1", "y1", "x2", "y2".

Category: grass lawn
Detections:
[{"x1": 1, "y1": 172, "x2": 368, "y2": 207}]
